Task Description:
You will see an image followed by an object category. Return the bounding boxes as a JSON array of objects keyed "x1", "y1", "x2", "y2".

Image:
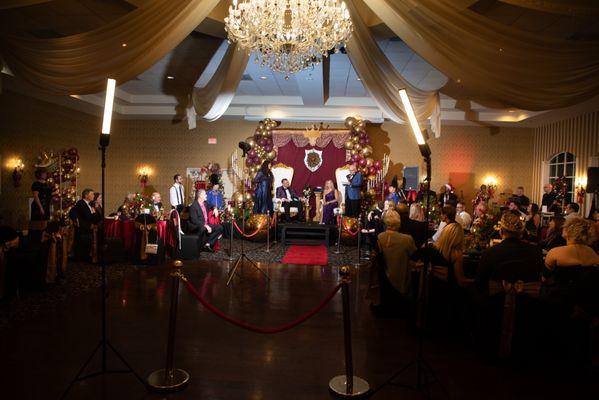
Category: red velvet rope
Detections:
[
  {"x1": 181, "y1": 278, "x2": 342, "y2": 334},
  {"x1": 233, "y1": 220, "x2": 265, "y2": 238}
]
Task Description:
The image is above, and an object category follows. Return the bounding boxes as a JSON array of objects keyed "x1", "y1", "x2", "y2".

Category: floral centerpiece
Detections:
[
  {"x1": 467, "y1": 212, "x2": 500, "y2": 252},
  {"x1": 472, "y1": 184, "x2": 495, "y2": 210},
  {"x1": 120, "y1": 193, "x2": 152, "y2": 217},
  {"x1": 302, "y1": 185, "x2": 313, "y2": 200}
]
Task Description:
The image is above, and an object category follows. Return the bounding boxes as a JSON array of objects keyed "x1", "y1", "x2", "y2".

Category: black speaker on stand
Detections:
[{"x1": 587, "y1": 167, "x2": 599, "y2": 218}]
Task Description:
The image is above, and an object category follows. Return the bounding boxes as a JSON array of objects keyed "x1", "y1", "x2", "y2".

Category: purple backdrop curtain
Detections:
[{"x1": 275, "y1": 141, "x2": 346, "y2": 218}]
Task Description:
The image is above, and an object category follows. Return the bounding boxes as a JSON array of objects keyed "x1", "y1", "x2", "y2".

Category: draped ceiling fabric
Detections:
[
  {"x1": 272, "y1": 131, "x2": 351, "y2": 149},
  {"x1": 497, "y1": 0, "x2": 599, "y2": 17},
  {"x1": 190, "y1": 42, "x2": 249, "y2": 123},
  {"x1": 0, "y1": 0, "x2": 51, "y2": 10},
  {"x1": 345, "y1": 0, "x2": 441, "y2": 137},
  {"x1": 363, "y1": 0, "x2": 599, "y2": 110},
  {"x1": 0, "y1": 0, "x2": 221, "y2": 94}
]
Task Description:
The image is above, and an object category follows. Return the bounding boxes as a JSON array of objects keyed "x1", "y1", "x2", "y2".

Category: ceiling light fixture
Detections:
[
  {"x1": 166, "y1": 76, "x2": 174, "y2": 80},
  {"x1": 260, "y1": 76, "x2": 268, "y2": 80},
  {"x1": 225, "y1": 0, "x2": 353, "y2": 77}
]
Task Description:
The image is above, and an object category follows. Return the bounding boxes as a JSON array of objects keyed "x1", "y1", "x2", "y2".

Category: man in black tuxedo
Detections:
[
  {"x1": 73, "y1": 188, "x2": 102, "y2": 261},
  {"x1": 275, "y1": 178, "x2": 304, "y2": 222},
  {"x1": 151, "y1": 192, "x2": 163, "y2": 213},
  {"x1": 188, "y1": 189, "x2": 223, "y2": 253},
  {"x1": 541, "y1": 183, "x2": 559, "y2": 212},
  {"x1": 438, "y1": 184, "x2": 458, "y2": 207}
]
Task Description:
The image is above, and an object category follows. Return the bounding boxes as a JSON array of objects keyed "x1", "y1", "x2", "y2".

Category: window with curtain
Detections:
[{"x1": 548, "y1": 152, "x2": 576, "y2": 202}]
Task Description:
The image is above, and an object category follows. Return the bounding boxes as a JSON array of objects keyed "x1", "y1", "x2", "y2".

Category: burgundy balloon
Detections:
[{"x1": 359, "y1": 158, "x2": 367, "y2": 167}]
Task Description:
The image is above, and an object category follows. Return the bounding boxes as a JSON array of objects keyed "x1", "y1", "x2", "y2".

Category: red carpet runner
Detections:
[{"x1": 281, "y1": 245, "x2": 328, "y2": 266}]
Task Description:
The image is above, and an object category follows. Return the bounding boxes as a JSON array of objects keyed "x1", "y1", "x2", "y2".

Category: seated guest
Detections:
[
  {"x1": 511, "y1": 186, "x2": 530, "y2": 213},
  {"x1": 564, "y1": 202, "x2": 579, "y2": 221},
  {"x1": 320, "y1": 179, "x2": 339, "y2": 225},
  {"x1": 592, "y1": 211, "x2": 599, "y2": 253},
  {"x1": 508, "y1": 200, "x2": 526, "y2": 218},
  {"x1": 430, "y1": 223, "x2": 473, "y2": 288},
  {"x1": 432, "y1": 205, "x2": 457, "y2": 242},
  {"x1": 377, "y1": 210, "x2": 417, "y2": 296},
  {"x1": 118, "y1": 192, "x2": 136, "y2": 215},
  {"x1": 409, "y1": 202, "x2": 425, "y2": 222},
  {"x1": 524, "y1": 203, "x2": 541, "y2": 242},
  {"x1": 456, "y1": 202, "x2": 472, "y2": 231},
  {"x1": 276, "y1": 178, "x2": 304, "y2": 222},
  {"x1": 475, "y1": 212, "x2": 544, "y2": 295},
  {"x1": 207, "y1": 183, "x2": 224, "y2": 210},
  {"x1": 74, "y1": 189, "x2": 102, "y2": 261},
  {"x1": 188, "y1": 189, "x2": 224, "y2": 253},
  {"x1": 396, "y1": 203, "x2": 427, "y2": 250},
  {"x1": 150, "y1": 192, "x2": 163, "y2": 214},
  {"x1": 545, "y1": 217, "x2": 599, "y2": 270},
  {"x1": 539, "y1": 216, "x2": 566, "y2": 252},
  {"x1": 366, "y1": 201, "x2": 385, "y2": 235},
  {"x1": 474, "y1": 202, "x2": 488, "y2": 220},
  {"x1": 386, "y1": 176, "x2": 400, "y2": 205}
]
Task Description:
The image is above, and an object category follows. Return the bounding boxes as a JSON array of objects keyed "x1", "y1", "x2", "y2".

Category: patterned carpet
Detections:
[{"x1": 0, "y1": 242, "x2": 365, "y2": 330}]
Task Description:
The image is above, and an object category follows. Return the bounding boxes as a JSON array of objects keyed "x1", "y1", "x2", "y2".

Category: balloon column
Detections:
[
  {"x1": 245, "y1": 118, "x2": 280, "y2": 178},
  {"x1": 343, "y1": 116, "x2": 383, "y2": 181},
  {"x1": 48, "y1": 148, "x2": 80, "y2": 211}
]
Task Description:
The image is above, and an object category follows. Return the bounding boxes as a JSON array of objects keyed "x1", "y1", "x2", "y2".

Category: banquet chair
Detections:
[
  {"x1": 134, "y1": 214, "x2": 163, "y2": 264},
  {"x1": 271, "y1": 163, "x2": 299, "y2": 219}
]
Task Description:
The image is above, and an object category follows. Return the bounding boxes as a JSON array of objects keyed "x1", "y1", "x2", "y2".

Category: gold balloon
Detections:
[
  {"x1": 232, "y1": 192, "x2": 244, "y2": 207},
  {"x1": 365, "y1": 157, "x2": 374, "y2": 167},
  {"x1": 356, "y1": 120, "x2": 366, "y2": 131},
  {"x1": 247, "y1": 138, "x2": 256, "y2": 149},
  {"x1": 351, "y1": 135, "x2": 360, "y2": 144},
  {"x1": 368, "y1": 188, "x2": 377, "y2": 197},
  {"x1": 340, "y1": 217, "x2": 359, "y2": 244},
  {"x1": 350, "y1": 149, "x2": 358, "y2": 156},
  {"x1": 361, "y1": 167, "x2": 369, "y2": 176},
  {"x1": 266, "y1": 151, "x2": 276, "y2": 160},
  {"x1": 354, "y1": 143, "x2": 362, "y2": 152},
  {"x1": 244, "y1": 213, "x2": 269, "y2": 242},
  {"x1": 344, "y1": 116, "x2": 357, "y2": 129},
  {"x1": 361, "y1": 145, "x2": 373, "y2": 157},
  {"x1": 344, "y1": 140, "x2": 354, "y2": 150}
]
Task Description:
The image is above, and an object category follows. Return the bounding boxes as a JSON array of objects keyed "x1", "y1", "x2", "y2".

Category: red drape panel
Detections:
[{"x1": 275, "y1": 141, "x2": 346, "y2": 218}]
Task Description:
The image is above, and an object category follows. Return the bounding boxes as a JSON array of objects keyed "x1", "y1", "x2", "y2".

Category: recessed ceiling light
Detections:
[
  {"x1": 356, "y1": 77, "x2": 361, "y2": 81},
  {"x1": 121, "y1": 43, "x2": 127, "y2": 47},
  {"x1": 166, "y1": 76, "x2": 174, "y2": 80},
  {"x1": 260, "y1": 76, "x2": 268, "y2": 80}
]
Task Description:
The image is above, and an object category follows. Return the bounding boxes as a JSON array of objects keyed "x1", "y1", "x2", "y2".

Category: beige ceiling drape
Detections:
[
  {"x1": 0, "y1": 0, "x2": 221, "y2": 94},
  {"x1": 498, "y1": 0, "x2": 599, "y2": 17},
  {"x1": 0, "y1": 0, "x2": 51, "y2": 10},
  {"x1": 363, "y1": 0, "x2": 599, "y2": 110},
  {"x1": 191, "y1": 42, "x2": 249, "y2": 123},
  {"x1": 345, "y1": 0, "x2": 441, "y2": 136}
]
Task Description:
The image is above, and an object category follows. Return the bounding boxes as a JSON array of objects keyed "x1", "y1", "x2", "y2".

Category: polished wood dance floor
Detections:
[{"x1": 0, "y1": 258, "x2": 596, "y2": 399}]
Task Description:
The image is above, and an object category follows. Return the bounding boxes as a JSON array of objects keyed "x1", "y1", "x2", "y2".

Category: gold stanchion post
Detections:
[
  {"x1": 329, "y1": 266, "x2": 370, "y2": 398},
  {"x1": 147, "y1": 260, "x2": 190, "y2": 392}
]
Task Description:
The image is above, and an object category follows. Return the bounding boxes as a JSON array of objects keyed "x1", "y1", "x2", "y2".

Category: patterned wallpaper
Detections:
[{"x1": 1, "y1": 91, "x2": 536, "y2": 228}]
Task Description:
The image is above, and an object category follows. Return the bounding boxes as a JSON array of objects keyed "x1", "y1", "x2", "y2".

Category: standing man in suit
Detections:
[
  {"x1": 541, "y1": 183, "x2": 559, "y2": 212},
  {"x1": 188, "y1": 189, "x2": 223, "y2": 253},
  {"x1": 438, "y1": 184, "x2": 458, "y2": 207},
  {"x1": 74, "y1": 188, "x2": 102, "y2": 261},
  {"x1": 169, "y1": 174, "x2": 185, "y2": 213},
  {"x1": 344, "y1": 163, "x2": 363, "y2": 217},
  {"x1": 275, "y1": 178, "x2": 304, "y2": 222}
]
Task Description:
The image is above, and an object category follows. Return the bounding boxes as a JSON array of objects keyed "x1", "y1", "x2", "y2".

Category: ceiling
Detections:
[{"x1": 2, "y1": 0, "x2": 599, "y2": 127}]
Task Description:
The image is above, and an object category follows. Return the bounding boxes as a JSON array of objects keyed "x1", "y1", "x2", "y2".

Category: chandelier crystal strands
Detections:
[{"x1": 225, "y1": 0, "x2": 353, "y2": 77}]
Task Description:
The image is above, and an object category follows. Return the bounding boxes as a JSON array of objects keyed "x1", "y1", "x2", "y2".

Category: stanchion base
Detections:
[
  {"x1": 146, "y1": 368, "x2": 190, "y2": 392},
  {"x1": 329, "y1": 375, "x2": 370, "y2": 398}
]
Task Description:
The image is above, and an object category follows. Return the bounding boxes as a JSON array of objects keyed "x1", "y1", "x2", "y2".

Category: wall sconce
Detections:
[
  {"x1": 575, "y1": 176, "x2": 587, "y2": 204},
  {"x1": 137, "y1": 166, "x2": 153, "y2": 188},
  {"x1": 9, "y1": 158, "x2": 25, "y2": 187},
  {"x1": 483, "y1": 175, "x2": 498, "y2": 187}
]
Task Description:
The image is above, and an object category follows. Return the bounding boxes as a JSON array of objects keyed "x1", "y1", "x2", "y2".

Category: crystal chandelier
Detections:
[{"x1": 225, "y1": 0, "x2": 353, "y2": 76}]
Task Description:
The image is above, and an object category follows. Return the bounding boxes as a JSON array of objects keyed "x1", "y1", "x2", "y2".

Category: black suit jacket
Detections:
[
  {"x1": 438, "y1": 192, "x2": 458, "y2": 207},
  {"x1": 74, "y1": 199, "x2": 101, "y2": 232},
  {"x1": 398, "y1": 213, "x2": 428, "y2": 250},
  {"x1": 475, "y1": 237, "x2": 543, "y2": 294},
  {"x1": 188, "y1": 200, "x2": 210, "y2": 232},
  {"x1": 275, "y1": 186, "x2": 298, "y2": 200}
]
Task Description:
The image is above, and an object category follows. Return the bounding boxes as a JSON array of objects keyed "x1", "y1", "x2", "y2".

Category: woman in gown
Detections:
[
  {"x1": 252, "y1": 160, "x2": 273, "y2": 214},
  {"x1": 320, "y1": 179, "x2": 340, "y2": 224}
]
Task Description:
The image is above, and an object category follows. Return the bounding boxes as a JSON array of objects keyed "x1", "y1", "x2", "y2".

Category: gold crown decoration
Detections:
[{"x1": 303, "y1": 124, "x2": 321, "y2": 146}]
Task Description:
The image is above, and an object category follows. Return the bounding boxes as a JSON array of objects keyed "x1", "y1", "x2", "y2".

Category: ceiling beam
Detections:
[{"x1": 295, "y1": 57, "x2": 330, "y2": 106}]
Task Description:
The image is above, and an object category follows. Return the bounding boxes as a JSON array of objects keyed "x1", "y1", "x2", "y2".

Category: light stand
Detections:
[
  {"x1": 226, "y1": 154, "x2": 270, "y2": 286},
  {"x1": 370, "y1": 91, "x2": 448, "y2": 398},
  {"x1": 60, "y1": 89, "x2": 145, "y2": 397}
]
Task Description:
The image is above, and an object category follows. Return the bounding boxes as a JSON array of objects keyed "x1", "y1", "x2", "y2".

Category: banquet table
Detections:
[{"x1": 104, "y1": 218, "x2": 170, "y2": 256}]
